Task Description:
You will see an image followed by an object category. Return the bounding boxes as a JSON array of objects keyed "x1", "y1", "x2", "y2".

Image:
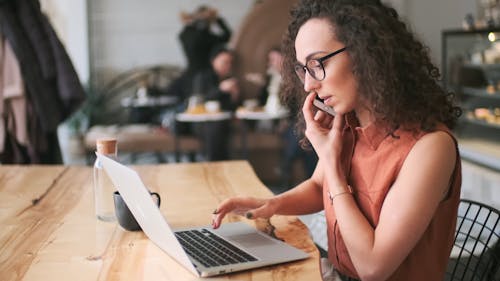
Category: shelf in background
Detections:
[
  {"x1": 462, "y1": 87, "x2": 500, "y2": 99},
  {"x1": 463, "y1": 116, "x2": 500, "y2": 130}
]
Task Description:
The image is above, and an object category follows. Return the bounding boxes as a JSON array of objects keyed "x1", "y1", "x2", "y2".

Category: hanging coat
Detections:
[{"x1": 0, "y1": 0, "x2": 85, "y2": 163}]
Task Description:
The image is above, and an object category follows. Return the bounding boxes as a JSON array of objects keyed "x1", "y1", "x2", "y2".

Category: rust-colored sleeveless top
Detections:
[{"x1": 323, "y1": 113, "x2": 461, "y2": 280}]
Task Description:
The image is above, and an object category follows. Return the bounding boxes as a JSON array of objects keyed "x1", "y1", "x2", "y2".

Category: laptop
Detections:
[{"x1": 96, "y1": 153, "x2": 309, "y2": 277}]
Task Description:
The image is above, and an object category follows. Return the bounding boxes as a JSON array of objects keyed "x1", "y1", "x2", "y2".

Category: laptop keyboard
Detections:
[{"x1": 175, "y1": 229, "x2": 257, "y2": 268}]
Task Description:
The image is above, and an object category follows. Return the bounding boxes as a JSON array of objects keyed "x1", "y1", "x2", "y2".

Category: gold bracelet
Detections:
[{"x1": 328, "y1": 185, "x2": 354, "y2": 205}]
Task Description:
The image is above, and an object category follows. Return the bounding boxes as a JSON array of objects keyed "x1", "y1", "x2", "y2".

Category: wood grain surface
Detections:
[{"x1": 0, "y1": 161, "x2": 320, "y2": 280}]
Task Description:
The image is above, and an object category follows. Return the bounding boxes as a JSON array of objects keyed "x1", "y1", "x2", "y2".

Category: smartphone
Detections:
[{"x1": 313, "y1": 96, "x2": 336, "y2": 116}]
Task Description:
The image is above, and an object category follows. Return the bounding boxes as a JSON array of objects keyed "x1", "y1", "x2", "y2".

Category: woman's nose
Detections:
[{"x1": 303, "y1": 72, "x2": 319, "y2": 92}]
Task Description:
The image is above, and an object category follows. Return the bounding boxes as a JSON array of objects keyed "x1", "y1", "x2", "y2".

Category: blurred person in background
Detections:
[
  {"x1": 250, "y1": 47, "x2": 318, "y2": 190},
  {"x1": 191, "y1": 46, "x2": 240, "y2": 110},
  {"x1": 172, "y1": 46, "x2": 240, "y2": 161},
  {"x1": 259, "y1": 47, "x2": 318, "y2": 191},
  {"x1": 245, "y1": 47, "x2": 318, "y2": 190},
  {"x1": 167, "y1": 5, "x2": 232, "y2": 102}
]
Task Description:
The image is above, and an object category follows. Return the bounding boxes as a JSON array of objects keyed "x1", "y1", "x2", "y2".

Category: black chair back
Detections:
[{"x1": 445, "y1": 199, "x2": 500, "y2": 281}]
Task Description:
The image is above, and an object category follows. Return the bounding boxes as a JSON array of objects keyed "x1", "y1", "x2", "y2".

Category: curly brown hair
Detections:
[{"x1": 281, "y1": 0, "x2": 461, "y2": 136}]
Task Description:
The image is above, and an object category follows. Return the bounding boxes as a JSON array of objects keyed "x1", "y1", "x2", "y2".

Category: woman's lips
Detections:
[{"x1": 322, "y1": 96, "x2": 333, "y2": 104}]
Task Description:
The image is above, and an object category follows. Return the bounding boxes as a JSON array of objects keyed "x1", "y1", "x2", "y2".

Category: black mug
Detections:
[{"x1": 113, "y1": 190, "x2": 161, "y2": 231}]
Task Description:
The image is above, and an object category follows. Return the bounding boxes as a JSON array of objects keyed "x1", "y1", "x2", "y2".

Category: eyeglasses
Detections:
[{"x1": 294, "y1": 47, "x2": 347, "y2": 83}]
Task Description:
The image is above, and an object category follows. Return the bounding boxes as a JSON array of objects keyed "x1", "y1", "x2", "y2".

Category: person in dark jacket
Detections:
[
  {"x1": 180, "y1": 6, "x2": 232, "y2": 75},
  {"x1": 167, "y1": 6, "x2": 232, "y2": 102}
]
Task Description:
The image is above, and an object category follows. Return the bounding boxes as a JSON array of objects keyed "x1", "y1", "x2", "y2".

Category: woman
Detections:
[{"x1": 212, "y1": 1, "x2": 462, "y2": 280}]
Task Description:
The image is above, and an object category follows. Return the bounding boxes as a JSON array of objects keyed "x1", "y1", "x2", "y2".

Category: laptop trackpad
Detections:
[{"x1": 227, "y1": 233, "x2": 276, "y2": 248}]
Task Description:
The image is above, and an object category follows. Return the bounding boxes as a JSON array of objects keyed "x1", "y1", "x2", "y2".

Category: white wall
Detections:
[
  {"x1": 382, "y1": 0, "x2": 476, "y2": 69},
  {"x1": 40, "y1": 0, "x2": 89, "y2": 85},
  {"x1": 405, "y1": 0, "x2": 476, "y2": 68},
  {"x1": 88, "y1": 0, "x2": 254, "y2": 87},
  {"x1": 42, "y1": 0, "x2": 478, "y2": 86}
]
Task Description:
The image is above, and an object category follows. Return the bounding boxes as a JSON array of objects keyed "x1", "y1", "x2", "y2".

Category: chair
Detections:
[
  {"x1": 81, "y1": 65, "x2": 202, "y2": 163},
  {"x1": 445, "y1": 199, "x2": 500, "y2": 281},
  {"x1": 89, "y1": 65, "x2": 182, "y2": 126}
]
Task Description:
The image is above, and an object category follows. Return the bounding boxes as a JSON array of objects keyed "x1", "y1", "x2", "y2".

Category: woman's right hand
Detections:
[
  {"x1": 212, "y1": 197, "x2": 278, "y2": 229},
  {"x1": 302, "y1": 92, "x2": 344, "y2": 164}
]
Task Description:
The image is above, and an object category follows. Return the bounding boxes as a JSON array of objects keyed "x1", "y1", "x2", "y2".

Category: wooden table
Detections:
[{"x1": 0, "y1": 161, "x2": 320, "y2": 280}]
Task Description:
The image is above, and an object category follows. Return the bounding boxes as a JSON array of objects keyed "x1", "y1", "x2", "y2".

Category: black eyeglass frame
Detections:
[{"x1": 294, "y1": 47, "x2": 347, "y2": 83}]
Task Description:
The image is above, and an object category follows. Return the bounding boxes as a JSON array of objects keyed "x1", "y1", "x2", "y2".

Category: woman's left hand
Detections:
[{"x1": 302, "y1": 92, "x2": 345, "y2": 164}]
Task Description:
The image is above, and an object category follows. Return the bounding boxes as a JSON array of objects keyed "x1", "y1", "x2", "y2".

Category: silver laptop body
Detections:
[{"x1": 96, "y1": 153, "x2": 309, "y2": 277}]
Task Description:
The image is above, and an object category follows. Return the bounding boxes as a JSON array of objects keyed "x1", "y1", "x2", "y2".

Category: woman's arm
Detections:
[
  {"x1": 211, "y1": 161, "x2": 325, "y2": 228},
  {"x1": 330, "y1": 131, "x2": 457, "y2": 281}
]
